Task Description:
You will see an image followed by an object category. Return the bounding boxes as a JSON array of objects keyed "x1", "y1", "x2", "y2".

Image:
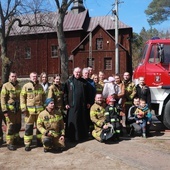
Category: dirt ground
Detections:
[{"x1": 0, "y1": 121, "x2": 170, "y2": 170}]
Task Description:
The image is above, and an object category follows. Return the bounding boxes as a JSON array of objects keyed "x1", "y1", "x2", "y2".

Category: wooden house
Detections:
[{"x1": 5, "y1": 1, "x2": 133, "y2": 78}]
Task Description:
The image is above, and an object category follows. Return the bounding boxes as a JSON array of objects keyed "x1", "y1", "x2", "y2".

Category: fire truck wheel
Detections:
[
  {"x1": 156, "y1": 115, "x2": 163, "y2": 122},
  {"x1": 163, "y1": 100, "x2": 170, "y2": 129}
]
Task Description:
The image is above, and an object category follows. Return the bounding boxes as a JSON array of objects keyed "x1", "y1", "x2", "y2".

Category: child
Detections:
[
  {"x1": 135, "y1": 98, "x2": 152, "y2": 138},
  {"x1": 104, "y1": 95, "x2": 121, "y2": 140}
]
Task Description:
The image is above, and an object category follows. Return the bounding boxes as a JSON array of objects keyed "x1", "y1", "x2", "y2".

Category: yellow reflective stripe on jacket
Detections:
[
  {"x1": 41, "y1": 129, "x2": 47, "y2": 135},
  {"x1": 37, "y1": 115, "x2": 62, "y2": 124},
  {"x1": 125, "y1": 101, "x2": 133, "y2": 105},
  {"x1": 104, "y1": 112, "x2": 109, "y2": 116},
  {"x1": 7, "y1": 104, "x2": 15, "y2": 111},
  {"x1": 54, "y1": 115, "x2": 62, "y2": 121},
  {"x1": 34, "y1": 90, "x2": 44, "y2": 94},
  {"x1": 54, "y1": 91, "x2": 62, "y2": 95},
  {"x1": 5, "y1": 117, "x2": 10, "y2": 123},
  {"x1": 1, "y1": 89, "x2": 8, "y2": 94},
  {"x1": 111, "y1": 118, "x2": 116, "y2": 122},
  {"x1": 46, "y1": 115, "x2": 63, "y2": 123},
  {"x1": 27, "y1": 106, "x2": 44, "y2": 112},
  {"x1": 20, "y1": 89, "x2": 27, "y2": 95},
  {"x1": 1, "y1": 103, "x2": 20, "y2": 112},
  {"x1": 116, "y1": 130, "x2": 120, "y2": 133},
  {"x1": 37, "y1": 118, "x2": 43, "y2": 124},
  {"x1": 20, "y1": 104, "x2": 26, "y2": 110},
  {"x1": 90, "y1": 110, "x2": 96, "y2": 116},
  {"x1": 96, "y1": 120, "x2": 102, "y2": 127},
  {"x1": 36, "y1": 134, "x2": 42, "y2": 139},
  {"x1": 61, "y1": 129, "x2": 65, "y2": 135},
  {"x1": 50, "y1": 131, "x2": 60, "y2": 135}
]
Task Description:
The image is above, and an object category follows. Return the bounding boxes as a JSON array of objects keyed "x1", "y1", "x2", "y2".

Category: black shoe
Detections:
[
  {"x1": 128, "y1": 127, "x2": 134, "y2": 137},
  {"x1": 115, "y1": 135, "x2": 120, "y2": 141},
  {"x1": 37, "y1": 141, "x2": 43, "y2": 147},
  {"x1": 0, "y1": 139, "x2": 3, "y2": 146},
  {"x1": 25, "y1": 146, "x2": 31, "y2": 151},
  {"x1": 7, "y1": 144, "x2": 16, "y2": 151},
  {"x1": 44, "y1": 148, "x2": 48, "y2": 153},
  {"x1": 14, "y1": 137, "x2": 24, "y2": 145},
  {"x1": 55, "y1": 147, "x2": 65, "y2": 152},
  {"x1": 44, "y1": 148, "x2": 54, "y2": 153}
]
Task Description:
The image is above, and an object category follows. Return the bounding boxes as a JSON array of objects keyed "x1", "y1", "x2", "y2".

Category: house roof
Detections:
[
  {"x1": 87, "y1": 16, "x2": 131, "y2": 31},
  {"x1": 72, "y1": 24, "x2": 128, "y2": 54},
  {"x1": 9, "y1": 10, "x2": 132, "y2": 36}
]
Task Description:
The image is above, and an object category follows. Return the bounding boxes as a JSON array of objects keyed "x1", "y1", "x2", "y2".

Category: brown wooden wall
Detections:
[{"x1": 5, "y1": 27, "x2": 132, "y2": 79}]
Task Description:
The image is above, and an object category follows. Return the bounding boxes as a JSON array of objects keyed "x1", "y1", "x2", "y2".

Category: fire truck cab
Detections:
[{"x1": 133, "y1": 38, "x2": 170, "y2": 129}]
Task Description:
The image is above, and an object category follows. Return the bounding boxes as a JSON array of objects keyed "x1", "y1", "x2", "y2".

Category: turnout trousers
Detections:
[
  {"x1": 24, "y1": 113, "x2": 41, "y2": 147},
  {"x1": 5, "y1": 111, "x2": 21, "y2": 145}
]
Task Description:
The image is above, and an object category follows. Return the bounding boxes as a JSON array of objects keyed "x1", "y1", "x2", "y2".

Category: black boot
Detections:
[
  {"x1": 44, "y1": 148, "x2": 49, "y2": 153},
  {"x1": 14, "y1": 136, "x2": 24, "y2": 145},
  {"x1": 0, "y1": 138, "x2": 3, "y2": 146},
  {"x1": 25, "y1": 146, "x2": 31, "y2": 151},
  {"x1": 37, "y1": 140, "x2": 43, "y2": 147},
  {"x1": 7, "y1": 144, "x2": 16, "y2": 151}
]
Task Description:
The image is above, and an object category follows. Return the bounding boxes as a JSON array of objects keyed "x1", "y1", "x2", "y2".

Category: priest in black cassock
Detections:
[{"x1": 64, "y1": 67, "x2": 90, "y2": 142}]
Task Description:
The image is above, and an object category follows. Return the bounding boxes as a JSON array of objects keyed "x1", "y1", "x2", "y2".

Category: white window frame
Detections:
[
  {"x1": 51, "y1": 45, "x2": 58, "y2": 58},
  {"x1": 104, "y1": 57, "x2": 112, "y2": 70},
  {"x1": 25, "y1": 47, "x2": 31, "y2": 59}
]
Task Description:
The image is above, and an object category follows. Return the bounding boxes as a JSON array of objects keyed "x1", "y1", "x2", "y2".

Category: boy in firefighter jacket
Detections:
[
  {"x1": 37, "y1": 98, "x2": 65, "y2": 153},
  {"x1": 134, "y1": 99, "x2": 152, "y2": 138},
  {"x1": 104, "y1": 96, "x2": 121, "y2": 140}
]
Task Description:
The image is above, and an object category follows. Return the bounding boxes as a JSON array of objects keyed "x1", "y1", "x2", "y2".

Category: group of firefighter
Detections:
[
  {"x1": 0, "y1": 67, "x2": 151, "y2": 152},
  {"x1": 0, "y1": 71, "x2": 65, "y2": 152}
]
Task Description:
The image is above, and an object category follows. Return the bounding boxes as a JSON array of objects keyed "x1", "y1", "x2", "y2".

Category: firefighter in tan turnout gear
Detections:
[
  {"x1": 20, "y1": 72, "x2": 45, "y2": 151},
  {"x1": 90, "y1": 94, "x2": 112, "y2": 142},
  {"x1": 1, "y1": 72, "x2": 21, "y2": 151},
  {"x1": 37, "y1": 98, "x2": 65, "y2": 153},
  {"x1": 47, "y1": 74, "x2": 65, "y2": 120}
]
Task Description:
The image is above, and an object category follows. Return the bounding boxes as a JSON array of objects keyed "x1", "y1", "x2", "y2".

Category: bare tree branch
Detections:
[
  {"x1": 0, "y1": 1, "x2": 5, "y2": 22},
  {"x1": 55, "y1": 0, "x2": 61, "y2": 9},
  {"x1": 5, "y1": 0, "x2": 21, "y2": 21}
]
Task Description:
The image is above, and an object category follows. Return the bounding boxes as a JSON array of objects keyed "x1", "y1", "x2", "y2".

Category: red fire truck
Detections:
[{"x1": 133, "y1": 38, "x2": 170, "y2": 129}]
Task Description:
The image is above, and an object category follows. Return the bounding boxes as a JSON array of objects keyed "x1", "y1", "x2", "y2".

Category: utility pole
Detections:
[
  {"x1": 114, "y1": 0, "x2": 119, "y2": 74},
  {"x1": 89, "y1": 32, "x2": 92, "y2": 67}
]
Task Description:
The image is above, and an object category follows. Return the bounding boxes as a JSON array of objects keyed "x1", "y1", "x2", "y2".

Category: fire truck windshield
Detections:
[
  {"x1": 148, "y1": 44, "x2": 170, "y2": 64},
  {"x1": 161, "y1": 44, "x2": 170, "y2": 64}
]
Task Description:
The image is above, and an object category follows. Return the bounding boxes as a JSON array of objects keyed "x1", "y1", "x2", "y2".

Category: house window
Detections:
[
  {"x1": 51, "y1": 45, "x2": 58, "y2": 58},
  {"x1": 96, "y1": 38, "x2": 103, "y2": 50},
  {"x1": 25, "y1": 47, "x2": 31, "y2": 59},
  {"x1": 104, "y1": 57, "x2": 112, "y2": 70},
  {"x1": 87, "y1": 58, "x2": 95, "y2": 69}
]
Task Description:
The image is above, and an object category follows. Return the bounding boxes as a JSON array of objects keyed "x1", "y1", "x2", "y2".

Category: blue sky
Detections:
[{"x1": 84, "y1": 0, "x2": 170, "y2": 33}]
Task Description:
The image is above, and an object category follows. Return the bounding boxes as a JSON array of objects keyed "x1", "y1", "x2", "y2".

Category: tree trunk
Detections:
[
  {"x1": 56, "y1": 13, "x2": 69, "y2": 83},
  {"x1": 1, "y1": 54, "x2": 12, "y2": 84},
  {"x1": 0, "y1": 32, "x2": 12, "y2": 83}
]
